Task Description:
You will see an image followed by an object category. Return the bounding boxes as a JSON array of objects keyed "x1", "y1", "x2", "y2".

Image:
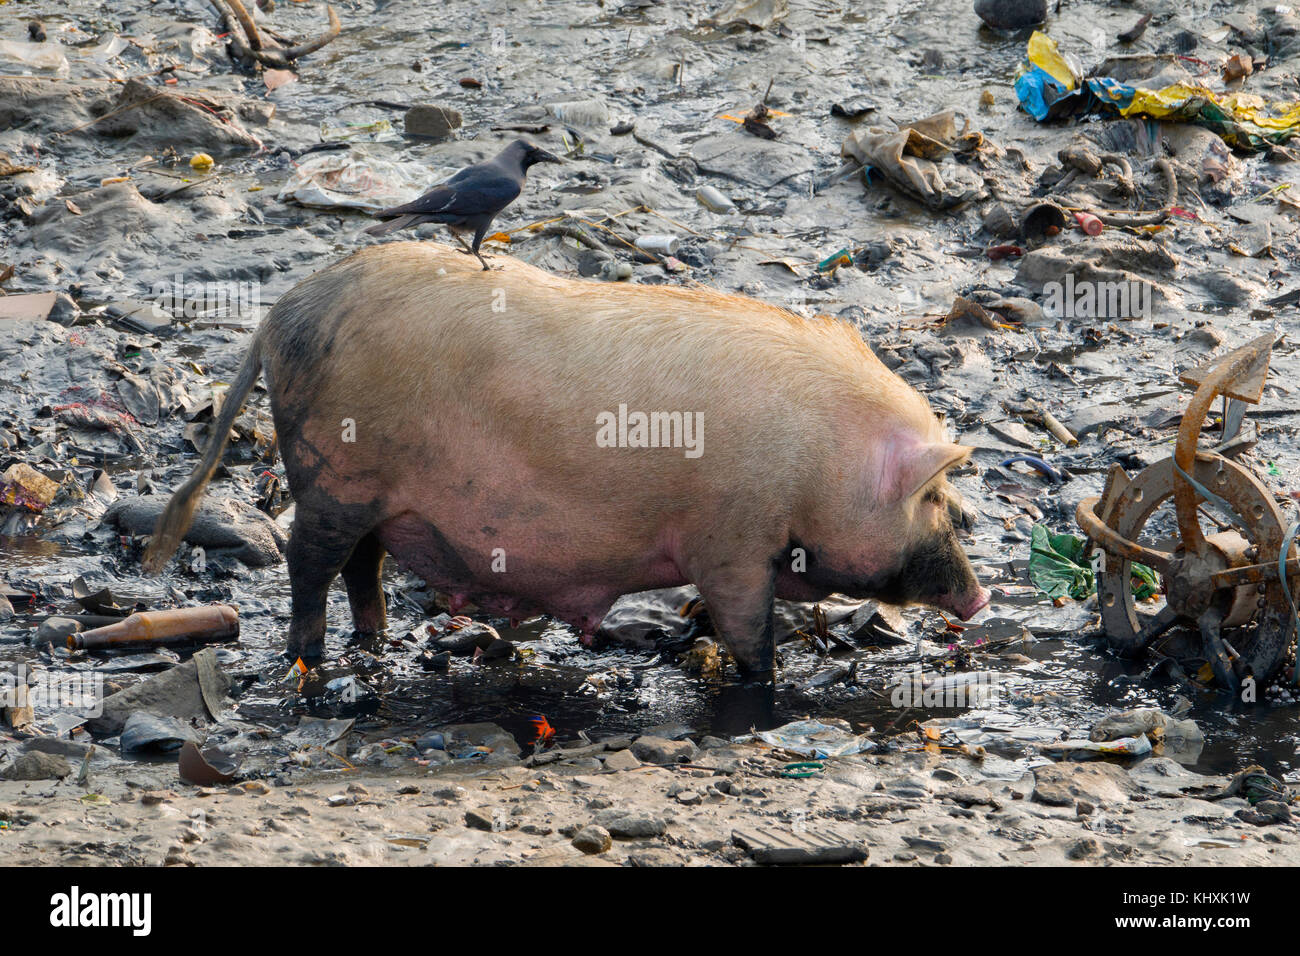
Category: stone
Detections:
[
  {"x1": 33, "y1": 616, "x2": 80, "y2": 646},
  {"x1": 1066, "y1": 836, "x2": 1101, "y2": 860},
  {"x1": 603, "y1": 748, "x2": 641, "y2": 772},
  {"x1": 595, "y1": 810, "x2": 667, "y2": 839},
  {"x1": 3, "y1": 751, "x2": 72, "y2": 780},
  {"x1": 403, "y1": 104, "x2": 463, "y2": 140},
  {"x1": 104, "y1": 494, "x2": 286, "y2": 568},
  {"x1": 975, "y1": 0, "x2": 1047, "y2": 30},
  {"x1": 464, "y1": 809, "x2": 499, "y2": 831},
  {"x1": 945, "y1": 785, "x2": 997, "y2": 807},
  {"x1": 87, "y1": 648, "x2": 230, "y2": 736},
  {"x1": 733, "y1": 824, "x2": 869, "y2": 865},
  {"x1": 630, "y1": 735, "x2": 696, "y2": 765},
  {"x1": 571, "y1": 824, "x2": 612, "y2": 854},
  {"x1": 1032, "y1": 762, "x2": 1135, "y2": 808}
]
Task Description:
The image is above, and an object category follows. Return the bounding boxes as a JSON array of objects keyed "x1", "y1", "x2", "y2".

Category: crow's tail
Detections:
[{"x1": 361, "y1": 213, "x2": 420, "y2": 237}]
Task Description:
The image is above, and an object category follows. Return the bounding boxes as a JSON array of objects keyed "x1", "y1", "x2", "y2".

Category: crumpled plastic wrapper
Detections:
[
  {"x1": 840, "y1": 109, "x2": 988, "y2": 210},
  {"x1": 278, "y1": 150, "x2": 430, "y2": 212}
]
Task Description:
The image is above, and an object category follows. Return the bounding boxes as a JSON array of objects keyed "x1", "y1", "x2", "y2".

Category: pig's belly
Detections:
[{"x1": 373, "y1": 510, "x2": 686, "y2": 631}]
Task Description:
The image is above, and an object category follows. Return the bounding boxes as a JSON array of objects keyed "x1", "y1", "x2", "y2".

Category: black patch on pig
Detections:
[
  {"x1": 788, "y1": 522, "x2": 977, "y2": 609},
  {"x1": 880, "y1": 525, "x2": 978, "y2": 608}
]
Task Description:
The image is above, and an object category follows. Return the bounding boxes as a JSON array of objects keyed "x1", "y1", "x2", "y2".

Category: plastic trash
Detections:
[
  {"x1": 1029, "y1": 524, "x2": 1158, "y2": 601},
  {"x1": 736, "y1": 718, "x2": 875, "y2": 758},
  {"x1": 545, "y1": 99, "x2": 609, "y2": 128},
  {"x1": 278, "y1": 151, "x2": 429, "y2": 212},
  {"x1": 1074, "y1": 210, "x2": 1103, "y2": 236},
  {"x1": 1028, "y1": 524, "x2": 1094, "y2": 601},
  {"x1": 634, "y1": 235, "x2": 680, "y2": 255},
  {"x1": 1014, "y1": 31, "x2": 1300, "y2": 152},
  {"x1": 840, "y1": 110, "x2": 988, "y2": 210},
  {"x1": 0, "y1": 39, "x2": 70, "y2": 75},
  {"x1": 0, "y1": 463, "x2": 60, "y2": 513},
  {"x1": 1041, "y1": 733, "x2": 1153, "y2": 757},
  {"x1": 1090, "y1": 707, "x2": 1204, "y2": 763},
  {"x1": 696, "y1": 185, "x2": 736, "y2": 213}
]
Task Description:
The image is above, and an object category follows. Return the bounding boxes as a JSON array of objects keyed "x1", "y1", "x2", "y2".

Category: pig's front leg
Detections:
[{"x1": 693, "y1": 560, "x2": 778, "y2": 680}]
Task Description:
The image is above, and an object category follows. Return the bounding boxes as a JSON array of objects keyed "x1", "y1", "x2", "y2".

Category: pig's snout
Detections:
[{"x1": 942, "y1": 585, "x2": 990, "y2": 621}]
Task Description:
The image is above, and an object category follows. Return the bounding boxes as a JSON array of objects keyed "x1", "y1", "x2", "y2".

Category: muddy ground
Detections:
[{"x1": 2, "y1": 0, "x2": 1300, "y2": 866}]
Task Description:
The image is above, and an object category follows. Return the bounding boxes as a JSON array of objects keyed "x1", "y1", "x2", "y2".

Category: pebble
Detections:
[
  {"x1": 603, "y1": 748, "x2": 641, "y2": 772},
  {"x1": 594, "y1": 810, "x2": 667, "y2": 839},
  {"x1": 630, "y1": 735, "x2": 696, "y2": 765},
  {"x1": 572, "y1": 824, "x2": 612, "y2": 854},
  {"x1": 2, "y1": 751, "x2": 72, "y2": 780},
  {"x1": 974, "y1": 0, "x2": 1047, "y2": 30}
]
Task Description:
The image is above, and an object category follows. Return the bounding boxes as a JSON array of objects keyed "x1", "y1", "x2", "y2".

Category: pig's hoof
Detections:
[{"x1": 285, "y1": 641, "x2": 325, "y2": 664}]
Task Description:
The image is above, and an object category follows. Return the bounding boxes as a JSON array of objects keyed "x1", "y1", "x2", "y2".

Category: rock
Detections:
[
  {"x1": 594, "y1": 810, "x2": 667, "y2": 839},
  {"x1": 464, "y1": 809, "x2": 501, "y2": 831},
  {"x1": 0, "y1": 78, "x2": 261, "y2": 155},
  {"x1": 3, "y1": 751, "x2": 72, "y2": 780},
  {"x1": 603, "y1": 748, "x2": 641, "y2": 772},
  {"x1": 1237, "y1": 800, "x2": 1292, "y2": 826},
  {"x1": 22, "y1": 737, "x2": 95, "y2": 759},
  {"x1": 1032, "y1": 761, "x2": 1135, "y2": 807},
  {"x1": 630, "y1": 735, "x2": 696, "y2": 765},
  {"x1": 732, "y1": 824, "x2": 869, "y2": 865},
  {"x1": 571, "y1": 824, "x2": 612, "y2": 854},
  {"x1": 1066, "y1": 836, "x2": 1101, "y2": 860},
  {"x1": 104, "y1": 494, "x2": 286, "y2": 568},
  {"x1": 0, "y1": 594, "x2": 12, "y2": 622},
  {"x1": 403, "y1": 104, "x2": 462, "y2": 140},
  {"x1": 902, "y1": 835, "x2": 948, "y2": 853},
  {"x1": 1127, "y1": 757, "x2": 1224, "y2": 796},
  {"x1": 945, "y1": 785, "x2": 997, "y2": 807},
  {"x1": 87, "y1": 647, "x2": 231, "y2": 736},
  {"x1": 691, "y1": 132, "x2": 815, "y2": 190},
  {"x1": 975, "y1": 0, "x2": 1047, "y2": 30}
]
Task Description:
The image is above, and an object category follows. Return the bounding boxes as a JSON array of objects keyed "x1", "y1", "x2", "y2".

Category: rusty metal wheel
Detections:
[{"x1": 1092, "y1": 454, "x2": 1293, "y2": 688}]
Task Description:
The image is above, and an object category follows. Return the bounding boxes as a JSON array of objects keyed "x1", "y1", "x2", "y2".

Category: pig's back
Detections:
[{"x1": 260, "y1": 242, "x2": 934, "y2": 486}]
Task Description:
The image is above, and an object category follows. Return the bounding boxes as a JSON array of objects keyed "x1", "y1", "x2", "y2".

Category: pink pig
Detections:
[{"x1": 146, "y1": 242, "x2": 988, "y2": 677}]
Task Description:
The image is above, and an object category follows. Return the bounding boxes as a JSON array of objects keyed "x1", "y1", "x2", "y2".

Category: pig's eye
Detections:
[{"x1": 923, "y1": 488, "x2": 945, "y2": 507}]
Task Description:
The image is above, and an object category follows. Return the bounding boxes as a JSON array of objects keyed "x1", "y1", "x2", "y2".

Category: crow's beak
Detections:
[{"x1": 534, "y1": 148, "x2": 563, "y2": 164}]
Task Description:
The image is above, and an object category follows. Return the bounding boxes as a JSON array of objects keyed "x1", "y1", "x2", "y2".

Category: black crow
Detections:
[{"x1": 362, "y1": 139, "x2": 561, "y2": 269}]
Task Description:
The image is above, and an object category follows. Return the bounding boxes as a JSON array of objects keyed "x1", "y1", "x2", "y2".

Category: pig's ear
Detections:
[{"x1": 885, "y1": 442, "x2": 972, "y2": 502}]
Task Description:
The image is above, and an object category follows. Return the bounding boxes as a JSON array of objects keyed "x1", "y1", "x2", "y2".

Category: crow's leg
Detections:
[
  {"x1": 447, "y1": 227, "x2": 476, "y2": 255},
  {"x1": 471, "y1": 223, "x2": 493, "y2": 271}
]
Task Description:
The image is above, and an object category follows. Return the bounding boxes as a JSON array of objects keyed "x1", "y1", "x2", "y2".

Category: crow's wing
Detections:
[{"x1": 374, "y1": 170, "x2": 521, "y2": 220}]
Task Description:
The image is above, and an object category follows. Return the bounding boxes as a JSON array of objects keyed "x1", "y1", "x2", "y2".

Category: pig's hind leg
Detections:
[{"x1": 284, "y1": 502, "x2": 377, "y2": 661}]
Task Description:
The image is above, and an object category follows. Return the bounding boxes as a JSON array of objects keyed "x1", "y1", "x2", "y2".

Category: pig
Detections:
[{"x1": 144, "y1": 242, "x2": 989, "y2": 677}]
